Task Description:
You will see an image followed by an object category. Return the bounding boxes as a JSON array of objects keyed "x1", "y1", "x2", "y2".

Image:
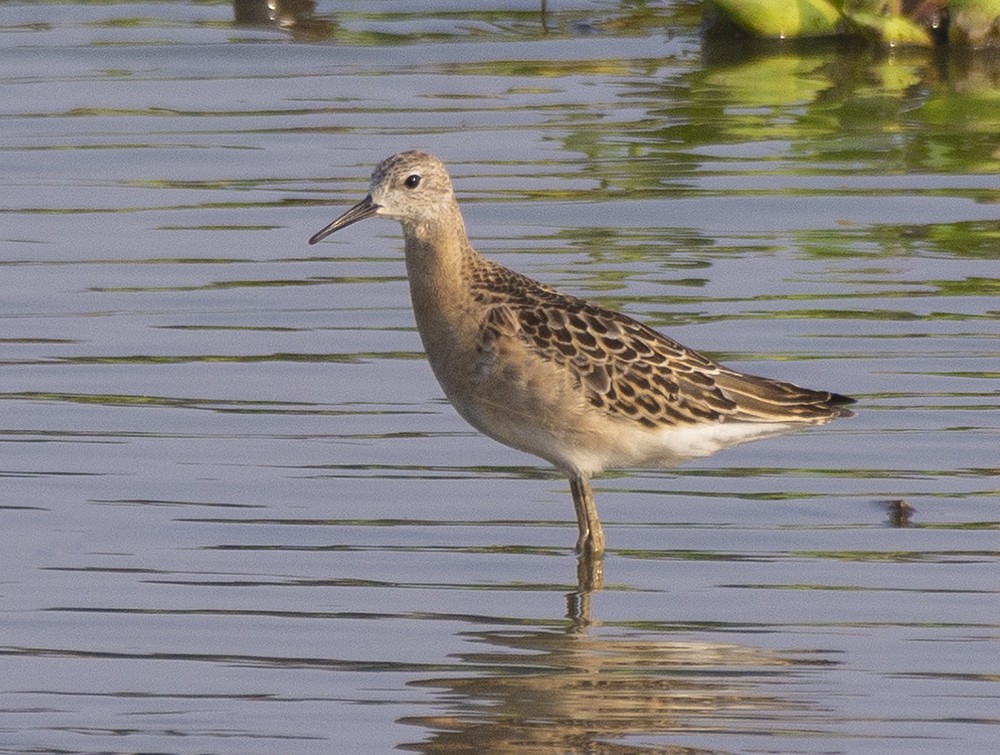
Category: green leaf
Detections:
[
  {"x1": 708, "y1": 0, "x2": 844, "y2": 39},
  {"x1": 847, "y1": 11, "x2": 935, "y2": 46}
]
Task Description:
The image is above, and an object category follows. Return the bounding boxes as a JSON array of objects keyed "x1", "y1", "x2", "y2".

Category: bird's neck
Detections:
[{"x1": 401, "y1": 205, "x2": 481, "y2": 363}]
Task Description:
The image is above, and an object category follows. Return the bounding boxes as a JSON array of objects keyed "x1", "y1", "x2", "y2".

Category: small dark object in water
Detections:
[{"x1": 884, "y1": 499, "x2": 915, "y2": 527}]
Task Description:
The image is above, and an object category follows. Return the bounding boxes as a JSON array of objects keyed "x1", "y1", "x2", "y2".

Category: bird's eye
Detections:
[{"x1": 404, "y1": 174, "x2": 421, "y2": 189}]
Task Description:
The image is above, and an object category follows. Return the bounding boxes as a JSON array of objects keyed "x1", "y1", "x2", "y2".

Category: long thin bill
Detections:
[{"x1": 308, "y1": 195, "x2": 381, "y2": 245}]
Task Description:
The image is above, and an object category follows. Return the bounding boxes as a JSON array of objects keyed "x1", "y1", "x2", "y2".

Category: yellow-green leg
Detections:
[{"x1": 570, "y1": 475, "x2": 605, "y2": 556}]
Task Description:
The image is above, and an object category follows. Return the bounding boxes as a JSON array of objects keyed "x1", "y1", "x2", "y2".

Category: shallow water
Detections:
[{"x1": 1, "y1": 1, "x2": 998, "y2": 753}]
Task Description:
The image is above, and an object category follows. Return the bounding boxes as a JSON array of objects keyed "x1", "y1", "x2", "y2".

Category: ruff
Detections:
[{"x1": 310, "y1": 151, "x2": 854, "y2": 556}]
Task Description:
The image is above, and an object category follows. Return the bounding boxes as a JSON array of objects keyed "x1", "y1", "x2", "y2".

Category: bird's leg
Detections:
[
  {"x1": 569, "y1": 474, "x2": 605, "y2": 556},
  {"x1": 575, "y1": 548, "x2": 604, "y2": 596}
]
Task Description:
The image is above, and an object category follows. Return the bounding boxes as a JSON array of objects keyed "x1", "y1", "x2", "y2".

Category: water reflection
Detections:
[
  {"x1": 401, "y1": 617, "x2": 835, "y2": 753},
  {"x1": 574, "y1": 552, "x2": 604, "y2": 605},
  {"x1": 232, "y1": 0, "x2": 332, "y2": 39},
  {"x1": 560, "y1": 45, "x2": 1000, "y2": 190},
  {"x1": 230, "y1": 0, "x2": 559, "y2": 41}
]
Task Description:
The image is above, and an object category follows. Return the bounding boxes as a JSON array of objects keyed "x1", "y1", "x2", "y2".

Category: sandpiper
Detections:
[{"x1": 310, "y1": 151, "x2": 854, "y2": 557}]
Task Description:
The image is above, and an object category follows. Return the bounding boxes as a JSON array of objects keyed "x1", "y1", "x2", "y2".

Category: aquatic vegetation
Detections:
[{"x1": 706, "y1": 0, "x2": 1000, "y2": 47}]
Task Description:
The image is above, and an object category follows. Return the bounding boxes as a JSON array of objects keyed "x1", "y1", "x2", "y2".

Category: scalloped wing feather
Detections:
[{"x1": 472, "y1": 260, "x2": 853, "y2": 431}]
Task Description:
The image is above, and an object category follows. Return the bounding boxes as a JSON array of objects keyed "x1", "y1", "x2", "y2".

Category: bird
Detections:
[{"x1": 309, "y1": 151, "x2": 855, "y2": 558}]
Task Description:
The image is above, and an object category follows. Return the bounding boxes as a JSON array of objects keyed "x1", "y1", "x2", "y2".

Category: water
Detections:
[{"x1": 1, "y1": 1, "x2": 998, "y2": 753}]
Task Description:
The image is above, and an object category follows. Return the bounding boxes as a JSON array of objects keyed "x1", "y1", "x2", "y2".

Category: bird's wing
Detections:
[{"x1": 474, "y1": 263, "x2": 852, "y2": 429}]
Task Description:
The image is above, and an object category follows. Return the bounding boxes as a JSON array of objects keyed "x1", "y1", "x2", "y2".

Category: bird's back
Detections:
[{"x1": 468, "y1": 255, "x2": 854, "y2": 436}]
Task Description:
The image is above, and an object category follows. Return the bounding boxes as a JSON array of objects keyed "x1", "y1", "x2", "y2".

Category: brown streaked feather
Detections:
[{"x1": 471, "y1": 257, "x2": 854, "y2": 430}]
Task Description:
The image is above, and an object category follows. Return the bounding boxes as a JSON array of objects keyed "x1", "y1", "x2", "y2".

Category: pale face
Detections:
[
  {"x1": 308, "y1": 151, "x2": 455, "y2": 244},
  {"x1": 368, "y1": 150, "x2": 455, "y2": 222}
]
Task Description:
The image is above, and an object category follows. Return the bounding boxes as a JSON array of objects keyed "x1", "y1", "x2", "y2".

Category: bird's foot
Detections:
[{"x1": 575, "y1": 526, "x2": 606, "y2": 558}]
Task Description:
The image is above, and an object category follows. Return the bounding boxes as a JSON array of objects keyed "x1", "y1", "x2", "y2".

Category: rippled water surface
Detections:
[{"x1": 2, "y1": 1, "x2": 999, "y2": 753}]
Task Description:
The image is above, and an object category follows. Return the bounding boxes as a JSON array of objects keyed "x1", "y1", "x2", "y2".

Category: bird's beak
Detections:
[{"x1": 309, "y1": 195, "x2": 381, "y2": 245}]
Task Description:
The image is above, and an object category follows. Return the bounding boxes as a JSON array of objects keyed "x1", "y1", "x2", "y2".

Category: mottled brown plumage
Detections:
[
  {"x1": 310, "y1": 151, "x2": 855, "y2": 558},
  {"x1": 469, "y1": 259, "x2": 851, "y2": 430}
]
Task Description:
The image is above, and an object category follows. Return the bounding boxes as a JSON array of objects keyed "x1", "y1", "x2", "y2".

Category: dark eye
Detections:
[{"x1": 404, "y1": 174, "x2": 421, "y2": 189}]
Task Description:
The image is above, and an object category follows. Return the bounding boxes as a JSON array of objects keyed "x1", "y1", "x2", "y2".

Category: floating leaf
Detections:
[
  {"x1": 847, "y1": 11, "x2": 934, "y2": 46},
  {"x1": 707, "y1": 0, "x2": 844, "y2": 39}
]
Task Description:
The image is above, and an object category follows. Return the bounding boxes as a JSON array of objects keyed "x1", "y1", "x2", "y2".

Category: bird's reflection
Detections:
[
  {"x1": 402, "y1": 556, "x2": 835, "y2": 752},
  {"x1": 401, "y1": 626, "x2": 831, "y2": 752},
  {"x1": 568, "y1": 552, "x2": 604, "y2": 629}
]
